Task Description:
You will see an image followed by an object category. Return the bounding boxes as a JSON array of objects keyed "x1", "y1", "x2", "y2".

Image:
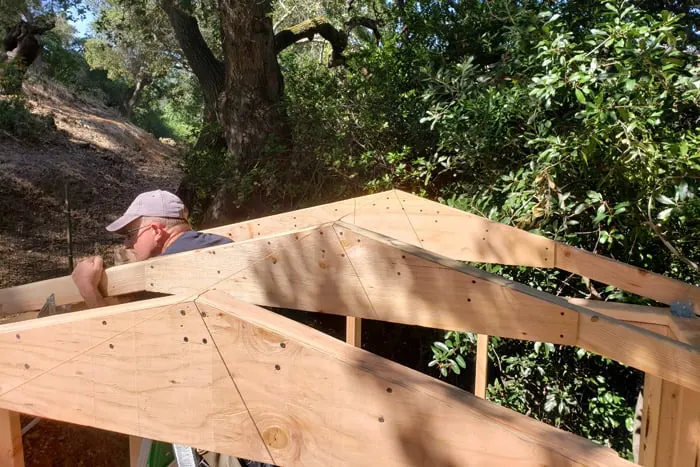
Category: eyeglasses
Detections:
[{"x1": 123, "y1": 224, "x2": 150, "y2": 245}]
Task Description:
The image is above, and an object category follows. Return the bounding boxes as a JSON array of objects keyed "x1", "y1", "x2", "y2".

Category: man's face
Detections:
[{"x1": 122, "y1": 219, "x2": 164, "y2": 261}]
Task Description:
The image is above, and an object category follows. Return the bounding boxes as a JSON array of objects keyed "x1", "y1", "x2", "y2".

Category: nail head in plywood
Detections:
[{"x1": 395, "y1": 191, "x2": 554, "y2": 267}]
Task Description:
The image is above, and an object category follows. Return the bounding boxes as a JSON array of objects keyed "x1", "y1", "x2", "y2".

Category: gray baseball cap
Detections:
[{"x1": 106, "y1": 190, "x2": 188, "y2": 233}]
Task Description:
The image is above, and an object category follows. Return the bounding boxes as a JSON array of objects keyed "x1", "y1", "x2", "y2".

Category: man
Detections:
[
  {"x1": 72, "y1": 189, "x2": 232, "y2": 307},
  {"x1": 72, "y1": 190, "x2": 272, "y2": 467}
]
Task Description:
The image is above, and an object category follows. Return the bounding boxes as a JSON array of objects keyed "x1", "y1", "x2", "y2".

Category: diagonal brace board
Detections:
[{"x1": 0, "y1": 291, "x2": 631, "y2": 466}]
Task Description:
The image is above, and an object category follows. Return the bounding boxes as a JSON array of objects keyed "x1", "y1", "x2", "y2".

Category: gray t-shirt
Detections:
[{"x1": 161, "y1": 231, "x2": 232, "y2": 255}]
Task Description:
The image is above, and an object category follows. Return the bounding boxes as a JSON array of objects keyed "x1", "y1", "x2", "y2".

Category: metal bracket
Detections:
[
  {"x1": 670, "y1": 301, "x2": 696, "y2": 318},
  {"x1": 173, "y1": 444, "x2": 207, "y2": 467}
]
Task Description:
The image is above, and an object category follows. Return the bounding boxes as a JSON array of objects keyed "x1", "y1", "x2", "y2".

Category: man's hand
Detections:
[{"x1": 71, "y1": 256, "x2": 107, "y2": 308}]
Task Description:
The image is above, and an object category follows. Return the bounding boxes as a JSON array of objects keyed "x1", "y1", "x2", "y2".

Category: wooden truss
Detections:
[{"x1": 0, "y1": 189, "x2": 698, "y2": 466}]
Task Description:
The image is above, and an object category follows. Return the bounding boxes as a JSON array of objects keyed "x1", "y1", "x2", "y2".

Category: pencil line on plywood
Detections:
[
  {"x1": 193, "y1": 301, "x2": 277, "y2": 465},
  {"x1": 394, "y1": 190, "x2": 424, "y2": 250},
  {"x1": 0, "y1": 306, "x2": 173, "y2": 399},
  {"x1": 331, "y1": 224, "x2": 380, "y2": 320}
]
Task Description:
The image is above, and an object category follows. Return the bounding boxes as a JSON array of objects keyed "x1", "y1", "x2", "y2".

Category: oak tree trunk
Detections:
[{"x1": 219, "y1": 0, "x2": 286, "y2": 167}]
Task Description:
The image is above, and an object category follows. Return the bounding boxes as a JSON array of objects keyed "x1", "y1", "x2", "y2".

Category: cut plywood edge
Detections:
[
  {"x1": 197, "y1": 290, "x2": 632, "y2": 467},
  {"x1": 0, "y1": 297, "x2": 273, "y2": 464}
]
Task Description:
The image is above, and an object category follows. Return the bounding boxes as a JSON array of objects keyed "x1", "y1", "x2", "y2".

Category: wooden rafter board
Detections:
[{"x1": 0, "y1": 290, "x2": 632, "y2": 466}]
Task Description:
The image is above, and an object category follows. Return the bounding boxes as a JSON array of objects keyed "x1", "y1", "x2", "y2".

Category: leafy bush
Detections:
[
  {"x1": 281, "y1": 0, "x2": 698, "y2": 458},
  {"x1": 0, "y1": 96, "x2": 55, "y2": 139}
]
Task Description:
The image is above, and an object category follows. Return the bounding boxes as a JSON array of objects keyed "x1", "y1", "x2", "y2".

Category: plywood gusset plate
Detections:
[{"x1": 0, "y1": 291, "x2": 632, "y2": 466}]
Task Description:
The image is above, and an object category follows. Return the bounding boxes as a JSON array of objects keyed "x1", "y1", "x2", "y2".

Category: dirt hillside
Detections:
[{"x1": 0, "y1": 75, "x2": 182, "y2": 466}]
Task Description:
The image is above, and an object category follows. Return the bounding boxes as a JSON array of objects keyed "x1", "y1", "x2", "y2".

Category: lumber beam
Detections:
[
  {"x1": 346, "y1": 317, "x2": 361, "y2": 347},
  {"x1": 0, "y1": 409, "x2": 23, "y2": 467},
  {"x1": 0, "y1": 262, "x2": 146, "y2": 315},
  {"x1": 0, "y1": 291, "x2": 632, "y2": 466},
  {"x1": 556, "y1": 243, "x2": 700, "y2": 309},
  {"x1": 638, "y1": 373, "x2": 662, "y2": 466},
  {"x1": 640, "y1": 326, "x2": 700, "y2": 467}
]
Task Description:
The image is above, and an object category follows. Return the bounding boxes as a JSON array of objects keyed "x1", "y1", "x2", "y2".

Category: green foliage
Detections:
[
  {"x1": 0, "y1": 96, "x2": 54, "y2": 138},
  {"x1": 277, "y1": 0, "x2": 698, "y2": 458}
]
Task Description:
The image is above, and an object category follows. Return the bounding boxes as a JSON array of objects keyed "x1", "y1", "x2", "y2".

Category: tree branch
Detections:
[
  {"x1": 646, "y1": 196, "x2": 699, "y2": 271},
  {"x1": 274, "y1": 16, "x2": 380, "y2": 67},
  {"x1": 159, "y1": 0, "x2": 224, "y2": 115}
]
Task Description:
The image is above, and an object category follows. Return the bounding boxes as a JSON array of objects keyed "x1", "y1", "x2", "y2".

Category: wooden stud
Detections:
[
  {"x1": 346, "y1": 317, "x2": 362, "y2": 348},
  {"x1": 129, "y1": 436, "x2": 144, "y2": 467},
  {"x1": 641, "y1": 327, "x2": 700, "y2": 467},
  {"x1": 474, "y1": 334, "x2": 488, "y2": 399},
  {"x1": 638, "y1": 373, "x2": 663, "y2": 466},
  {"x1": 0, "y1": 409, "x2": 23, "y2": 467}
]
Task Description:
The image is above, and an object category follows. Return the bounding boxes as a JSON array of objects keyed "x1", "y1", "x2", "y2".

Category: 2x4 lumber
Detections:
[
  {"x1": 0, "y1": 262, "x2": 146, "y2": 315},
  {"x1": 129, "y1": 436, "x2": 144, "y2": 467},
  {"x1": 196, "y1": 290, "x2": 632, "y2": 466},
  {"x1": 0, "y1": 409, "x2": 23, "y2": 467},
  {"x1": 648, "y1": 327, "x2": 700, "y2": 467},
  {"x1": 346, "y1": 317, "x2": 361, "y2": 347},
  {"x1": 556, "y1": 243, "x2": 700, "y2": 308},
  {"x1": 638, "y1": 374, "x2": 662, "y2": 466},
  {"x1": 474, "y1": 334, "x2": 488, "y2": 398}
]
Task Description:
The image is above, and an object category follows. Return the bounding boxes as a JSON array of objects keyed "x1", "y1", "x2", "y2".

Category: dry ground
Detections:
[{"x1": 0, "y1": 75, "x2": 182, "y2": 466}]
